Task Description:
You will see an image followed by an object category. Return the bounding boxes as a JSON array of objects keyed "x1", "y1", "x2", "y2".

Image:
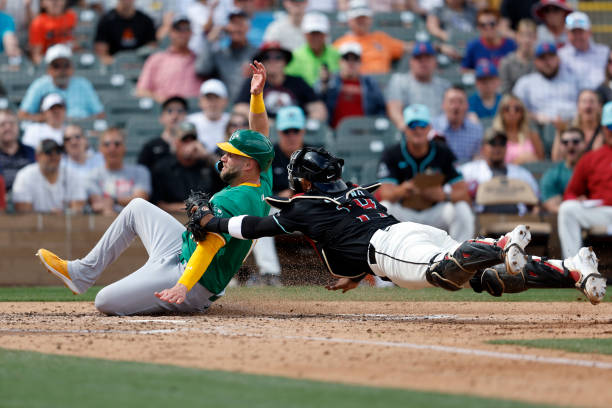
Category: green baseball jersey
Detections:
[{"x1": 179, "y1": 167, "x2": 273, "y2": 295}]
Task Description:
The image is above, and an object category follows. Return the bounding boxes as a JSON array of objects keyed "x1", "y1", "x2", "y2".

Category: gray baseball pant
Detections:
[{"x1": 67, "y1": 198, "x2": 216, "y2": 316}]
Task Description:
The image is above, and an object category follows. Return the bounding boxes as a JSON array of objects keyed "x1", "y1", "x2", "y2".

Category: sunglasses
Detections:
[
  {"x1": 541, "y1": 6, "x2": 563, "y2": 13},
  {"x1": 342, "y1": 54, "x2": 361, "y2": 62},
  {"x1": 103, "y1": 141, "x2": 123, "y2": 147},
  {"x1": 407, "y1": 120, "x2": 429, "y2": 129},
  {"x1": 51, "y1": 61, "x2": 71, "y2": 69},
  {"x1": 478, "y1": 21, "x2": 497, "y2": 28},
  {"x1": 262, "y1": 52, "x2": 286, "y2": 61},
  {"x1": 502, "y1": 105, "x2": 522, "y2": 113},
  {"x1": 42, "y1": 148, "x2": 62, "y2": 155},
  {"x1": 488, "y1": 138, "x2": 507, "y2": 147},
  {"x1": 561, "y1": 138, "x2": 582, "y2": 146},
  {"x1": 63, "y1": 134, "x2": 83, "y2": 142},
  {"x1": 281, "y1": 128, "x2": 301, "y2": 135}
]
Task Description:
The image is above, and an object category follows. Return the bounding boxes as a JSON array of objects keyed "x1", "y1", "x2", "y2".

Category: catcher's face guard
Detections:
[{"x1": 287, "y1": 147, "x2": 347, "y2": 194}]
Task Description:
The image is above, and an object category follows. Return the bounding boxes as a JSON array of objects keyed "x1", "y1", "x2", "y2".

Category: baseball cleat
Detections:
[
  {"x1": 501, "y1": 225, "x2": 531, "y2": 276},
  {"x1": 36, "y1": 249, "x2": 81, "y2": 295},
  {"x1": 565, "y1": 247, "x2": 606, "y2": 305}
]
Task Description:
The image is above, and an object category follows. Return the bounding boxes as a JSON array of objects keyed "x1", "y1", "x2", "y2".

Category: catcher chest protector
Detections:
[
  {"x1": 217, "y1": 129, "x2": 274, "y2": 171},
  {"x1": 288, "y1": 147, "x2": 348, "y2": 194}
]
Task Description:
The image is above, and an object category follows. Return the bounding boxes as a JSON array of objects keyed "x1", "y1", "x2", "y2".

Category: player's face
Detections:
[{"x1": 219, "y1": 152, "x2": 248, "y2": 184}]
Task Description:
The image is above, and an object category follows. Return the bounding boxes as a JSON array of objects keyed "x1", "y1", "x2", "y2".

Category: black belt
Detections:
[{"x1": 368, "y1": 244, "x2": 377, "y2": 264}]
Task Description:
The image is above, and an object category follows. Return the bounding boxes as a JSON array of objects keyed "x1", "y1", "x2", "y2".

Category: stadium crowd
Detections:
[{"x1": 1, "y1": 0, "x2": 611, "y2": 286}]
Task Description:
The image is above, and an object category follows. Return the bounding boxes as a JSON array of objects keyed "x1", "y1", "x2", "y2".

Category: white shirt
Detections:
[
  {"x1": 187, "y1": 111, "x2": 230, "y2": 152},
  {"x1": 187, "y1": 1, "x2": 231, "y2": 54},
  {"x1": 60, "y1": 151, "x2": 105, "y2": 176},
  {"x1": 21, "y1": 123, "x2": 64, "y2": 150},
  {"x1": 12, "y1": 163, "x2": 87, "y2": 212},
  {"x1": 558, "y1": 41, "x2": 610, "y2": 90},
  {"x1": 262, "y1": 15, "x2": 305, "y2": 51},
  {"x1": 459, "y1": 159, "x2": 540, "y2": 198}
]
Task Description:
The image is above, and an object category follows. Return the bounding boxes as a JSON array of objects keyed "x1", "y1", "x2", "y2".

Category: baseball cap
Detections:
[
  {"x1": 39, "y1": 139, "x2": 62, "y2": 154},
  {"x1": 475, "y1": 60, "x2": 499, "y2": 79},
  {"x1": 41, "y1": 93, "x2": 65, "y2": 112},
  {"x1": 276, "y1": 106, "x2": 306, "y2": 131},
  {"x1": 200, "y1": 79, "x2": 228, "y2": 98},
  {"x1": 533, "y1": 0, "x2": 573, "y2": 21},
  {"x1": 403, "y1": 104, "x2": 431, "y2": 126},
  {"x1": 228, "y1": 7, "x2": 248, "y2": 19},
  {"x1": 44, "y1": 44, "x2": 72, "y2": 65},
  {"x1": 253, "y1": 42, "x2": 292, "y2": 64},
  {"x1": 172, "y1": 15, "x2": 190, "y2": 28},
  {"x1": 483, "y1": 129, "x2": 507, "y2": 144},
  {"x1": 601, "y1": 101, "x2": 612, "y2": 126},
  {"x1": 338, "y1": 42, "x2": 362, "y2": 57},
  {"x1": 301, "y1": 12, "x2": 330, "y2": 34},
  {"x1": 566, "y1": 11, "x2": 590, "y2": 30},
  {"x1": 162, "y1": 95, "x2": 188, "y2": 111},
  {"x1": 346, "y1": 0, "x2": 372, "y2": 19},
  {"x1": 178, "y1": 121, "x2": 198, "y2": 140},
  {"x1": 535, "y1": 42, "x2": 557, "y2": 57},
  {"x1": 412, "y1": 41, "x2": 436, "y2": 57}
]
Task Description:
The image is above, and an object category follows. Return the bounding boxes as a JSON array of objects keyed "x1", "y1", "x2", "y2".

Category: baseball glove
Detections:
[{"x1": 184, "y1": 191, "x2": 213, "y2": 242}]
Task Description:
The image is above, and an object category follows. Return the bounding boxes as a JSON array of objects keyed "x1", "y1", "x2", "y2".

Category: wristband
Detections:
[{"x1": 250, "y1": 92, "x2": 265, "y2": 114}]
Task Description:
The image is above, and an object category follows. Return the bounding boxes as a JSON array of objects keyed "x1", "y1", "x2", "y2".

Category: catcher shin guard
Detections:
[{"x1": 426, "y1": 241, "x2": 504, "y2": 291}]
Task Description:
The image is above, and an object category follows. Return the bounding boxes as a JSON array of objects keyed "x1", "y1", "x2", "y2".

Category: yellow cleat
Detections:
[{"x1": 36, "y1": 249, "x2": 80, "y2": 294}]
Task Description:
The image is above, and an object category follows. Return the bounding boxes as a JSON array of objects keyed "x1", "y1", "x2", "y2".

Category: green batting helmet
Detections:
[{"x1": 217, "y1": 129, "x2": 274, "y2": 171}]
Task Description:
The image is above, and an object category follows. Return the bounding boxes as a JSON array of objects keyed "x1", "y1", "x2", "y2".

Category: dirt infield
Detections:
[{"x1": 2, "y1": 299, "x2": 612, "y2": 407}]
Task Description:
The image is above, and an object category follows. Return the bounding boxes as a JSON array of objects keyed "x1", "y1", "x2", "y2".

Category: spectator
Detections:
[
  {"x1": 151, "y1": 121, "x2": 223, "y2": 213},
  {"x1": 558, "y1": 12, "x2": 610, "y2": 90},
  {"x1": 263, "y1": 0, "x2": 307, "y2": 51},
  {"x1": 459, "y1": 129, "x2": 540, "y2": 212},
  {"x1": 29, "y1": 0, "x2": 77, "y2": 65},
  {"x1": 195, "y1": 7, "x2": 257, "y2": 102},
  {"x1": 462, "y1": 8, "x2": 516, "y2": 72},
  {"x1": 320, "y1": 42, "x2": 385, "y2": 128},
  {"x1": 0, "y1": 109, "x2": 35, "y2": 192},
  {"x1": 540, "y1": 127, "x2": 585, "y2": 214},
  {"x1": 285, "y1": 12, "x2": 340, "y2": 87},
  {"x1": 61, "y1": 124, "x2": 104, "y2": 174},
  {"x1": 186, "y1": 0, "x2": 231, "y2": 55},
  {"x1": 94, "y1": 0, "x2": 157, "y2": 65},
  {"x1": 513, "y1": 42, "x2": 580, "y2": 125},
  {"x1": 22, "y1": 93, "x2": 66, "y2": 150},
  {"x1": 552, "y1": 89, "x2": 603, "y2": 161},
  {"x1": 426, "y1": 0, "x2": 477, "y2": 43},
  {"x1": 433, "y1": 86, "x2": 483, "y2": 162},
  {"x1": 19, "y1": 45, "x2": 105, "y2": 122},
  {"x1": 596, "y1": 50, "x2": 612, "y2": 105},
  {"x1": 188, "y1": 79, "x2": 230, "y2": 152},
  {"x1": 5, "y1": 0, "x2": 39, "y2": 34},
  {"x1": 499, "y1": 19, "x2": 536, "y2": 94},
  {"x1": 558, "y1": 101, "x2": 612, "y2": 258},
  {"x1": 492, "y1": 94, "x2": 544, "y2": 165},
  {"x1": 136, "y1": 16, "x2": 203, "y2": 103},
  {"x1": 499, "y1": 0, "x2": 538, "y2": 33},
  {"x1": 12, "y1": 139, "x2": 86, "y2": 213},
  {"x1": 386, "y1": 41, "x2": 450, "y2": 131},
  {"x1": 377, "y1": 104, "x2": 474, "y2": 241},
  {"x1": 533, "y1": 0, "x2": 572, "y2": 48},
  {"x1": 234, "y1": 42, "x2": 327, "y2": 120},
  {"x1": 88, "y1": 128, "x2": 151, "y2": 215},
  {"x1": 468, "y1": 60, "x2": 502, "y2": 121},
  {"x1": 333, "y1": 0, "x2": 406, "y2": 75},
  {"x1": 0, "y1": 1, "x2": 22, "y2": 58}
]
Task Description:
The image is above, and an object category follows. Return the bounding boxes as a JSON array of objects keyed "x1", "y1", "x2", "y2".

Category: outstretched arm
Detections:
[
  {"x1": 204, "y1": 214, "x2": 286, "y2": 239},
  {"x1": 249, "y1": 60, "x2": 269, "y2": 138}
]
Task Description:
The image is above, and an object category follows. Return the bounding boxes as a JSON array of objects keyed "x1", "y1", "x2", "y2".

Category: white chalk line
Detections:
[{"x1": 2, "y1": 324, "x2": 612, "y2": 370}]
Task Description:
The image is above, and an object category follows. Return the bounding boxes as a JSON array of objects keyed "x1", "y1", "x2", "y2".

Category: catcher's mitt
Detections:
[{"x1": 184, "y1": 191, "x2": 213, "y2": 242}]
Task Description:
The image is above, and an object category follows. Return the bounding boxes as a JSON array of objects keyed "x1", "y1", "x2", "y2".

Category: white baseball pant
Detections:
[{"x1": 558, "y1": 200, "x2": 612, "y2": 258}]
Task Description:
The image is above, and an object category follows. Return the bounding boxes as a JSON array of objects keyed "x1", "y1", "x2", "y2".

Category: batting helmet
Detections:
[
  {"x1": 217, "y1": 129, "x2": 274, "y2": 171},
  {"x1": 288, "y1": 147, "x2": 347, "y2": 194}
]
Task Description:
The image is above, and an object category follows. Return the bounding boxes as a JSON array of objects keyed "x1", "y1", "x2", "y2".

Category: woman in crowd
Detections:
[
  {"x1": 492, "y1": 93, "x2": 544, "y2": 164},
  {"x1": 551, "y1": 89, "x2": 603, "y2": 161}
]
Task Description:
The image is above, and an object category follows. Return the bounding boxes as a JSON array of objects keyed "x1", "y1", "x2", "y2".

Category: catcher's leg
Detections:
[
  {"x1": 426, "y1": 225, "x2": 531, "y2": 291},
  {"x1": 472, "y1": 247, "x2": 607, "y2": 305},
  {"x1": 68, "y1": 198, "x2": 185, "y2": 292}
]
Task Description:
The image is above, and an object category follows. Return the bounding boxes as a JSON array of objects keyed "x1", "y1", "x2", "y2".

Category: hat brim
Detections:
[
  {"x1": 216, "y1": 142, "x2": 253, "y2": 158},
  {"x1": 253, "y1": 48, "x2": 293, "y2": 64},
  {"x1": 533, "y1": 2, "x2": 572, "y2": 22}
]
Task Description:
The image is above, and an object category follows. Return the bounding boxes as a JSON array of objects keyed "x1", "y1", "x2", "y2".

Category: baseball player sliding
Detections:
[
  {"x1": 36, "y1": 62, "x2": 276, "y2": 315},
  {"x1": 189, "y1": 146, "x2": 606, "y2": 305}
]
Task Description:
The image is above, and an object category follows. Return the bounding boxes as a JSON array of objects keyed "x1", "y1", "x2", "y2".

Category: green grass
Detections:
[
  {"x1": 0, "y1": 285, "x2": 605, "y2": 303},
  {"x1": 489, "y1": 338, "x2": 612, "y2": 355},
  {"x1": 0, "y1": 348, "x2": 555, "y2": 408}
]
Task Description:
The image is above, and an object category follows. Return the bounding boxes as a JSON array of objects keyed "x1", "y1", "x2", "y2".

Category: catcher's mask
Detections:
[{"x1": 287, "y1": 147, "x2": 347, "y2": 194}]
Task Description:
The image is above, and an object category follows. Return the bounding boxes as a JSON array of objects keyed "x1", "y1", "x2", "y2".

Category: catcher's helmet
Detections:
[
  {"x1": 217, "y1": 129, "x2": 274, "y2": 171},
  {"x1": 288, "y1": 147, "x2": 347, "y2": 194}
]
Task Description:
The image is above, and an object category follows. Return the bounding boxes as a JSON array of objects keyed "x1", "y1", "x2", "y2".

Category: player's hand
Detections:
[
  {"x1": 325, "y1": 278, "x2": 359, "y2": 293},
  {"x1": 250, "y1": 60, "x2": 266, "y2": 95},
  {"x1": 155, "y1": 283, "x2": 188, "y2": 304}
]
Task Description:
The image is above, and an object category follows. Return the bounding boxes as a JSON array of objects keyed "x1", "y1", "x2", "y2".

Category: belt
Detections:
[{"x1": 368, "y1": 244, "x2": 377, "y2": 264}]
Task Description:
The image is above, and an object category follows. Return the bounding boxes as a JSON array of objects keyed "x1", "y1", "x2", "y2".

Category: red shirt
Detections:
[
  {"x1": 29, "y1": 10, "x2": 77, "y2": 52},
  {"x1": 332, "y1": 78, "x2": 364, "y2": 128},
  {"x1": 564, "y1": 144, "x2": 612, "y2": 206}
]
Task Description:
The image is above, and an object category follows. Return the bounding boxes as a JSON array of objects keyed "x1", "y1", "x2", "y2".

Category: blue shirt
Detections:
[
  {"x1": 0, "y1": 12, "x2": 15, "y2": 53},
  {"x1": 20, "y1": 75, "x2": 104, "y2": 119},
  {"x1": 462, "y1": 38, "x2": 517, "y2": 70},
  {"x1": 433, "y1": 115, "x2": 483, "y2": 163},
  {"x1": 468, "y1": 92, "x2": 501, "y2": 119}
]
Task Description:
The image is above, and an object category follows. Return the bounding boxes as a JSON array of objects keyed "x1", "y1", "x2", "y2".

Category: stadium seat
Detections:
[
  {"x1": 304, "y1": 119, "x2": 334, "y2": 148},
  {"x1": 111, "y1": 51, "x2": 146, "y2": 82},
  {"x1": 360, "y1": 159, "x2": 380, "y2": 185},
  {"x1": 520, "y1": 160, "x2": 555, "y2": 182},
  {"x1": 126, "y1": 117, "x2": 164, "y2": 141},
  {"x1": 105, "y1": 97, "x2": 160, "y2": 128},
  {"x1": 537, "y1": 123, "x2": 557, "y2": 158},
  {"x1": 447, "y1": 29, "x2": 478, "y2": 54}
]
